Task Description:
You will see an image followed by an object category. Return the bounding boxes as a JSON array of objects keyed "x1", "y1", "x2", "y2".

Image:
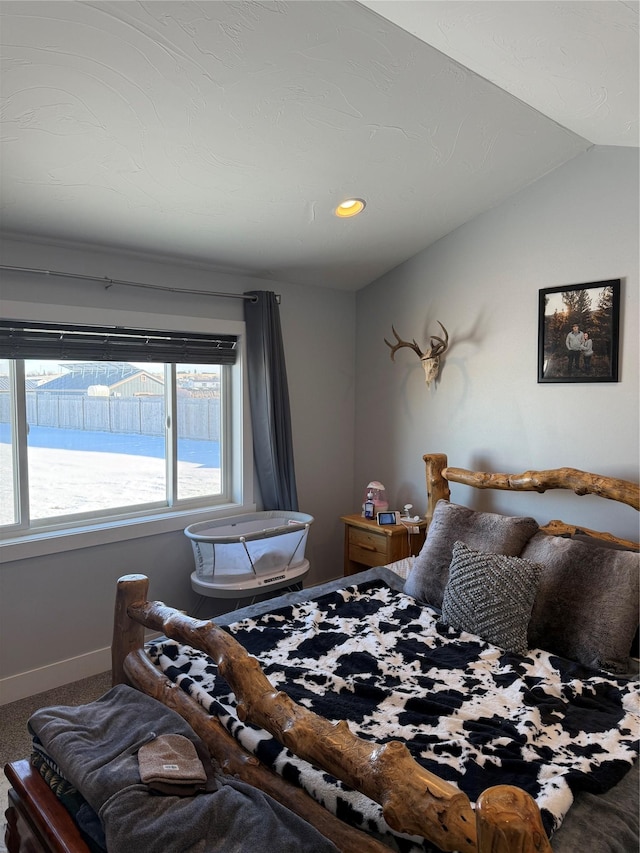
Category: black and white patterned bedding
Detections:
[{"x1": 148, "y1": 579, "x2": 639, "y2": 853}]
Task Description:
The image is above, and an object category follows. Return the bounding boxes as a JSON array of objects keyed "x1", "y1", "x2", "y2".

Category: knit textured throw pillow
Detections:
[{"x1": 442, "y1": 541, "x2": 542, "y2": 655}]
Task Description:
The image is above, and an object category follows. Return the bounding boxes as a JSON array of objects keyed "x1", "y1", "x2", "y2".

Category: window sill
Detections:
[{"x1": 0, "y1": 502, "x2": 257, "y2": 563}]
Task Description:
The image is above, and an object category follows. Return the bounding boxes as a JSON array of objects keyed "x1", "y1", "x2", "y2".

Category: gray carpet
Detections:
[
  {"x1": 1, "y1": 671, "x2": 112, "y2": 852},
  {"x1": 1, "y1": 671, "x2": 113, "y2": 767}
]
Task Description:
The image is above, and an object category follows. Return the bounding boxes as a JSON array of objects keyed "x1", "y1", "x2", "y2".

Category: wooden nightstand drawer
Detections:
[
  {"x1": 341, "y1": 514, "x2": 427, "y2": 577},
  {"x1": 348, "y1": 527, "x2": 388, "y2": 566}
]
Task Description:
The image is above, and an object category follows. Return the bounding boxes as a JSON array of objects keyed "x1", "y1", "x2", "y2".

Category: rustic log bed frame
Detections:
[{"x1": 5, "y1": 454, "x2": 639, "y2": 853}]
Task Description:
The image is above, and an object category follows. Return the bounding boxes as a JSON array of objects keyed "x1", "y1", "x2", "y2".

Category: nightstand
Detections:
[{"x1": 340, "y1": 514, "x2": 427, "y2": 577}]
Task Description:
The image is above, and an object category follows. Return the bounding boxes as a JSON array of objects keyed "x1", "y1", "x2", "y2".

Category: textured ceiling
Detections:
[
  {"x1": 363, "y1": 1, "x2": 639, "y2": 148},
  {"x1": 1, "y1": 1, "x2": 638, "y2": 291}
]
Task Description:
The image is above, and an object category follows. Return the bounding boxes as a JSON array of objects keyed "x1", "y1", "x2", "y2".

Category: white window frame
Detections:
[{"x1": 0, "y1": 300, "x2": 254, "y2": 562}]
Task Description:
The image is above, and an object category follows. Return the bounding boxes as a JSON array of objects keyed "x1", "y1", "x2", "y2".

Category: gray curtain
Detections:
[{"x1": 244, "y1": 291, "x2": 299, "y2": 511}]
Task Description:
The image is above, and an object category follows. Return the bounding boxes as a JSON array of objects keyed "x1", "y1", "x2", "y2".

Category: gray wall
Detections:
[
  {"x1": 0, "y1": 240, "x2": 356, "y2": 700},
  {"x1": 354, "y1": 146, "x2": 639, "y2": 542},
  {"x1": 1, "y1": 144, "x2": 638, "y2": 702}
]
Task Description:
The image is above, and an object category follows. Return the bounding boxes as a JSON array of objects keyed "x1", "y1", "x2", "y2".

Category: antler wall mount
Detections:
[{"x1": 384, "y1": 322, "x2": 449, "y2": 387}]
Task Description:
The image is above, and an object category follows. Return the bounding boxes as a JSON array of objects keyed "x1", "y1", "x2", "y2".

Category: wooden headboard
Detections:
[{"x1": 424, "y1": 453, "x2": 639, "y2": 550}]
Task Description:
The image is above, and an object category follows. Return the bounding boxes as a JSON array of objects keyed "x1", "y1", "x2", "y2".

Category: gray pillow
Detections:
[
  {"x1": 523, "y1": 532, "x2": 640, "y2": 673},
  {"x1": 404, "y1": 501, "x2": 539, "y2": 608},
  {"x1": 442, "y1": 541, "x2": 542, "y2": 655}
]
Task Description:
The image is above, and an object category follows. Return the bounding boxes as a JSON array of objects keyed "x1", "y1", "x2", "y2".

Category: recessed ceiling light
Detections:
[{"x1": 335, "y1": 198, "x2": 366, "y2": 218}]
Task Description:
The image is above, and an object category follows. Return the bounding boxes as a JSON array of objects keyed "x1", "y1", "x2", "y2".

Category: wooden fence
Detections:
[{"x1": 0, "y1": 394, "x2": 221, "y2": 441}]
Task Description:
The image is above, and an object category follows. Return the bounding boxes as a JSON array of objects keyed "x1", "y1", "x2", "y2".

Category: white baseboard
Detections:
[
  {"x1": 0, "y1": 646, "x2": 113, "y2": 706},
  {"x1": 1, "y1": 628, "x2": 163, "y2": 706}
]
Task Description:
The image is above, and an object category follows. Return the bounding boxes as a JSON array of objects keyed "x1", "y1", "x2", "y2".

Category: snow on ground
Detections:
[{"x1": 0, "y1": 443, "x2": 220, "y2": 525}]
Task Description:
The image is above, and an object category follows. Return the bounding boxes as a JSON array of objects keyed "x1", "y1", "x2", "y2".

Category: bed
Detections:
[{"x1": 4, "y1": 453, "x2": 639, "y2": 853}]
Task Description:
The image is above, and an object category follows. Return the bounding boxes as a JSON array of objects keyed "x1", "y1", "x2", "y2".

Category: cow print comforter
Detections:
[{"x1": 148, "y1": 579, "x2": 639, "y2": 853}]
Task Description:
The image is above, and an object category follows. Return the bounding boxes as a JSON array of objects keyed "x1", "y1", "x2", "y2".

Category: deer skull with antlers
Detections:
[{"x1": 384, "y1": 322, "x2": 449, "y2": 387}]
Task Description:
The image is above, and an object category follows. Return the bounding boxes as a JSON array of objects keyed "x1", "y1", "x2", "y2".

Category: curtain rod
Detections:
[{"x1": 0, "y1": 265, "x2": 280, "y2": 303}]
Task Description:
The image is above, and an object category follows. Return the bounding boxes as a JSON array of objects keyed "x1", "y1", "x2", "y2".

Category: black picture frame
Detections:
[{"x1": 538, "y1": 279, "x2": 620, "y2": 383}]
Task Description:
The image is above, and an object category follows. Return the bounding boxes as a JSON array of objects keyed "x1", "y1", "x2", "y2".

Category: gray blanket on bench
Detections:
[{"x1": 28, "y1": 684, "x2": 339, "y2": 853}]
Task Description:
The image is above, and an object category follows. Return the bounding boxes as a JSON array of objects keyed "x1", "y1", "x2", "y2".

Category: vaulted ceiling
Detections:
[{"x1": 1, "y1": 1, "x2": 638, "y2": 291}]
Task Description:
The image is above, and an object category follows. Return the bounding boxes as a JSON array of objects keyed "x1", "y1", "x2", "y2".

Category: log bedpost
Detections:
[
  {"x1": 111, "y1": 573, "x2": 149, "y2": 687},
  {"x1": 476, "y1": 785, "x2": 553, "y2": 853},
  {"x1": 424, "y1": 453, "x2": 450, "y2": 526}
]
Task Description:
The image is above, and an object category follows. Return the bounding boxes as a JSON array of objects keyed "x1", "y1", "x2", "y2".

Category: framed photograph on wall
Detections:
[{"x1": 538, "y1": 279, "x2": 620, "y2": 383}]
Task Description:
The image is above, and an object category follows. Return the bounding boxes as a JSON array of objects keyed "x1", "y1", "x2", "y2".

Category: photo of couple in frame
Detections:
[{"x1": 538, "y1": 279, "x2": 620, "y2": 383}]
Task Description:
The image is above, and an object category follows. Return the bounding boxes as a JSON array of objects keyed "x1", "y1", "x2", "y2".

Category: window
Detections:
[{"x1": 0, "y1": 316, "x2": 250, "y2": 548}]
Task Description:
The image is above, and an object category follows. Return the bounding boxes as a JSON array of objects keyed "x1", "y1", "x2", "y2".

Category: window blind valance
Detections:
[{"x1": 0, "y1": 320, "x2": 238, "y2": 365}]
